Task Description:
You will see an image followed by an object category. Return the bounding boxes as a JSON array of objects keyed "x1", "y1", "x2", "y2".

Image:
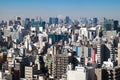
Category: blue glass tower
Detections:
[
  {"x1": 54, "y1": 17, "x2": 58, "y2": 25},
  {"x1": 92, "y1": 18, "x2": 98, "y2": 25},
  {"x1": 25, "y1": 18, "x2": 31, "y2": 30},
  {"x1": 41, "y1": 21, "x2": 46, "y2": 29},
  {"x1": 49, "y1": 17, "x2": 53, "y2": 25},
  {"x1": 65, "y1": 16, "x2": 70, "y2": 24}
]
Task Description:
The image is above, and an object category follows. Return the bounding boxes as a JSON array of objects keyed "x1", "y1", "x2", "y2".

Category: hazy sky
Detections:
[{"x1": 0, "y1": 0, "x2": 120, "y2": 20}]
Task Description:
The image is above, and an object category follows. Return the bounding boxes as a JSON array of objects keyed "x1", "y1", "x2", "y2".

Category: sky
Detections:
[{"x1": 0, "y1": 0, "x2": 120, "y2": 20}]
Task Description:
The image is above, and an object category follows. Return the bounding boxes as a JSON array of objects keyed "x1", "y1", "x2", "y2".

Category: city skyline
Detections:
[
  {"x1": 0, "y1": 1, "x2": 120, "y2": 79},
  {"x1": 0, "y1": 0, "x2": 120, "y2": 20}
]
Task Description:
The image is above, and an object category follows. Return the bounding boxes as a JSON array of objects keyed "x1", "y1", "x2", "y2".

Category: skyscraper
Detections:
[
  {"x1": 25, "y1": 18, "x2": 31, "y2": 30},
  {"x1": 52, "y1": 54, "x2": 68, "y2": 79},
  {"x1": 54, "y1": 17, "x2": 58, "y2": 25},
  {"x1": 96, "y1": 44, "x2": 107, "y2": 66},
  {"x1": 49, "y1": 17, "x2": 59, "y2": 25},
  {"x1": 92, "y1": 18, "x2": 98, "y2": 26},
  {"x1": 65, "y1": 16, "x2": 70, "y2": 24},
  {"x1": 49, "y1": 17, "x2": 53, "y2": 25},
  {"x1": 41, "y1": 21, "x2": 46, "y2": 29},
  {"x1": 118, "y1": 43, "x2": 120, "y2": 66},
  {"x1": 114, "y1": 20, "x2": 118, "y2": 31},
  {"x1": 103, "y1": 19, "x2": 118, "y2": 31}
]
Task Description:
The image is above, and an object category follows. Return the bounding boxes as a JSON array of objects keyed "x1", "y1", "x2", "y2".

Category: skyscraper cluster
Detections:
[{"x1": 0, "y1": 16, "x2": 120, "y2": 80}]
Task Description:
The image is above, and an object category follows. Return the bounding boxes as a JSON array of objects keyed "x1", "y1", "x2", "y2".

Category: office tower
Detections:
[
  {"x1": 25, "y1": 18, "x2": 31, "y2": 29},
  {"x1": 95, "y1": 67, "x2": 120, "y2": 80},
  {"x1": 41, "y1": 21, "x2": 46, "y2": 29},
  {"x1": 103, "y1": 19, "x2": 118, "y2": 31},
  {"x1": 14, "y1": 16, "x2": 21, "y2": 25},
  {"x1": 88, "y1": 30, "x2": 96, "y2": 40},
  {"x1": 92, "y1": 48, "x2": 96, "y2": 64},
  {"x1": 97, "y1": 44, "x2": 107, "y2": 66},
  {"x1": 97, "y1": 43, "x2": 101, "y2": 65},
  {"x1": 54, "y1": 17, "x2": 58, "y2": 25},
  {"x1": 32, "y1": 17, "x2": 45, "y2": 28},
  {"x1": 96, "y1": 43, "x2": 107, "y2": 66},
  {"x1": 114, "y1": 20, "x2": 118, "y2": 31},
  {"x1": 106, "y1": 42, "x2": 114, "y2": 61},
  {"x1": 48, "y1": 34, "x2": 68, "y2": 45},
  {"x1": 80, "y1": 47, "x2": 85, "y2": 66},
  {"x1": 49, "y1": 17, "x2": 58, "y2": 25},
  {"x1": 31, "y1": 19, "x2": 35, "y2": 23},
  {"x1": 31, "y1": 21, "x2": 40, "y2": 27},
  {"x1": 49, "y1": 17, "x2": 53, "y2": 25},
  {"x1": 52, "y1": 54, "x2": 68, "y2": 79},
  {"x1": 47, "y1": 45, "x2": 63, "y2": 78},
  {"x1": 118, "y1": 43, "x2": 120, "y2": 66},
  {"x1": 92, "y1": 18, "x2": 98, "y2": 25},
  {"x1": 65, "y1": 16, "x2": 70, "y2": 24},
  {"x1": 9, "y1": 20, "x2": 13, "y2": 26},
  {"x1": 103, "y1": 19, "x2": 113, "y2": 31},
  {"x1": 25, "y1": 65, "x2": 37, "y2": 80}
]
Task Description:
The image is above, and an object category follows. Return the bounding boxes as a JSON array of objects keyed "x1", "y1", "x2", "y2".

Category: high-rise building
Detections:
[
  {"x1": 103, "y1": 19, "x2": 114, "y2": 31},
  {"x1": 97, "y1": 44, "x2": 108, "y2": 66},
  {"x1": 52, "y1": 54, "x2": 68, "y2": 79},
  {"x1": 48, "y1": 34, "x2": 68, "y2": 44},
  {"x1": 97, "y1": 44, "x2": 102, "y2": 65},
  {"x1": 31, "y1": 19, "x2": 35, "y2": 23},
  {"x1": 95, "y1": 67, "x2": 120, "y2": 80},
  {"x1": 54, "y1": 17, "x2": 58, "y2": 25},
  {"x1": 8, "y1": 20, "x2": 13, "y2": 26},
  {"x1": 103, "y1": 19, "x2": 118, "y2": 31},
  {"x1": 65, "y1": 16, "x2": 70, "y2": 24},
  {"x1": 114, "y1": 20, "x2": 118, "y2": 31},
  {"x1": 49, "y1": 17, "x2": 53, "y2": 25},
  {"x1": 25, "y1": 18, "x2": 31, "y2": 29},
  {"x1": 106, "y1": 42, "x2": 114, "y2": 61},
  {"x1": 92, "y1": 49, "x2": 96, "y2": 64},
  {"x1": 118, "y1": 43, "x2": 120, "y2": 66},
  {"x1": 25, "y1": 65, "x2": 37, "y2": 80},
  {"x1": 41, "y1": 21, "x2": 46, "y2": 29},
  {"x1": 49, "y1": 17, "x2": 58, "y2": 25},
  {"x1": 92, "y1": 18, "x2": 98, "y2": 25}
]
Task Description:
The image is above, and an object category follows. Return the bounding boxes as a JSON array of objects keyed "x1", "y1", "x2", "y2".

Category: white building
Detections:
[
  {"x1": 79, "y1": 28, "x2": 88, "y2": 39},
  {"x1": 67, "y1": 65, "x2": 95, "y2": 80}
]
